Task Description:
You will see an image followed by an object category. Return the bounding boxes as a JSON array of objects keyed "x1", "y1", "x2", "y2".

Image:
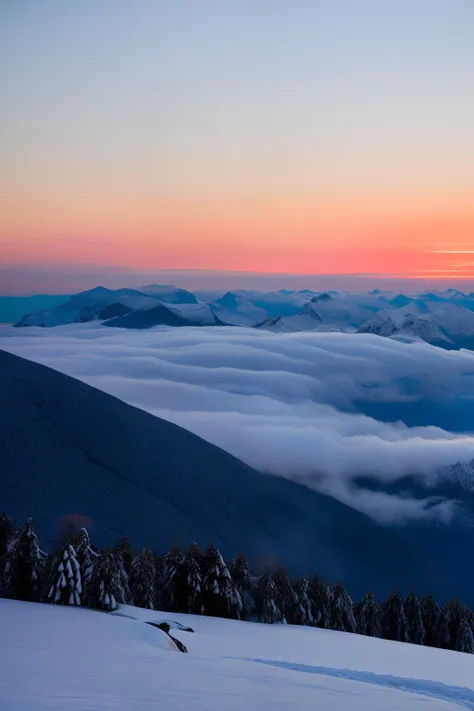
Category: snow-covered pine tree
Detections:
[
  {"x1": 229, "y1": 552, "x2": 254, "y2": 620},
  {"x1": 382, "y1": 589, "x2": 410, "y2": 642},
  {"x1": 330, "y1": 581, "x2": 356, "y2": 633},
  {"x1": 255, "y1": 570, "x2": 283, "y2": 624},
  {"x1": 47, "y1": 542, "x2": 82, "y2": 605},
  {"x1": 153, "y1": 552, "x2": 165, "y2": 610},
  {"x1": 173, "y1": 541, "x2": 204, "y2": 615},
  {"x1": 456, "y1": 612, "x2": 474, "y2": 654},
  {"x1": 130, "y1": 549, "x2": 157, "y2": 609},
  {"x1": 308, "y1": 574, "x2": 331, "y2": 629},
  {"x1": 83, "y1": 550, "x2": 121, "y2": 611},
  {"x1": 0, "y1": 512, "x2": 14, "y2": 558},
  {"x1": 160, "y1": 544, "x2": 184, "y2": 612},
  {"x1": 420, "y1": 594, "x2": 442, "y2": 648},
  {"x1": 116, "y1": 534, "x2": 133, "y2": 574},
  {"x1": 0, "y1": 518, "x2": 45, "y2": 602},
  {"x1": 273, "y1": 568, "x2": 300, "y2": 624},
  {"x1": 433, "y1": 606, "x2": 451, "y2": 650},
  {"x1": 404, "y1": 590, "x2": 425, "y2": 645},
  {"x1": 202, "y1": 542, "x2": 242, "y2": 619},
  {"x1": 74, "y1": 528, "x2": 96, "y2": 588},
  {"x1": 185, "y1": 541, "x2": 204, "y2": 615},
  {"x1": 442, "y1": 599, "x2": 474, "y2": 653},
  {"x1": 292, "y1": 578, "x2": 314, "y2": 627},
  {"x1": 356, "y1": 591, "x2": 381, "y2": 637},
  {"x1": 113, "y1": 538, "x2": 131, "y2": 605}
]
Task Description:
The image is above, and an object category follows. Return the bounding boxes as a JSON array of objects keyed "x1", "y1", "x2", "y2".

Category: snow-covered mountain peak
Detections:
[
  {"x1": 358, "y1": 311, "x2": 398, "y2": 337},
  {"x1": 209, "y1": 292, "x2": 269, "y2": 326},
  {"x1": 358, "y1": 309, "x2": 454, "y2": 346},
  {"x1": 311, "y1": 292, "x2": 332, "y2": 303},
  {"x1": 136, "y1": 284, "x2": 198, "y2": 304},
  {"x1": 300, "y1": 301, "x2": 323, "y2": 320}
]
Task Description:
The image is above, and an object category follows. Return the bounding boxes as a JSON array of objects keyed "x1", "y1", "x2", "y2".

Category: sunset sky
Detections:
[{"x1": 1, "y1": 0, "x2": 474, "y2": 293}]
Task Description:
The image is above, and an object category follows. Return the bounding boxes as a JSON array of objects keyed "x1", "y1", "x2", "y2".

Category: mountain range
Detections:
[
  {"x1": 3, "y1": 347, "x2": 474, "y2": 604},
  {"x1": 9, "y1": 285, "x2": 474, "y2": 350}
]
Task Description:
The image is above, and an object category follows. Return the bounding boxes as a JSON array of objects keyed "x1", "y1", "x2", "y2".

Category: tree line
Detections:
[{"x1": 1, "y1": 513, "x2": 473, "y2": 654}]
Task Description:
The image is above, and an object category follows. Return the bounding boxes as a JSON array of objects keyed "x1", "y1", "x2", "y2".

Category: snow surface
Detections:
[
  {"x1": 257, "y1": 294, "x2": 373, "y2": 332},
  {"x1": 1, "y1": 599, "x2": 474, "y2": 710},
  {"x1": 209, "y1": 293, "x2": 269, "y2": 326},
  {"x1": 167, "y1": 302, "x2": 219, "y2": 325},
  {"x1": 358, "y1": 309, "x2": 454, "y2": 345}
]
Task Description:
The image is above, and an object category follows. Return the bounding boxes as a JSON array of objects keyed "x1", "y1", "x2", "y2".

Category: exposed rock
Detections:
[{"x1": 146, "y1": 621, "x2": 188, "y2": 653}]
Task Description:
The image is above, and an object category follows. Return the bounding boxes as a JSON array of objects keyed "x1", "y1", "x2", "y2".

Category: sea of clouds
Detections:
[{"x1": 2, "y1": 323, "x2": 474, "y2": 524}]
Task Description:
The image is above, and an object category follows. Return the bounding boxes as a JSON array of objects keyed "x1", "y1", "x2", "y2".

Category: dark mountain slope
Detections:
[
  {"x1": 103, "y1": 303, "x2": 224, "y2": 329},
  {"x1": 353, "y1": 472, "x2": 474, "y2": 606},
  {"x1": 0, "y1": 349, "x2": 456, "y2": 600}
]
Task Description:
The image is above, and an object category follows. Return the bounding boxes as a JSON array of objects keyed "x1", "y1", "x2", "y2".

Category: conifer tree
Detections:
[
  {"x1": 0, "y1": 518, "x2": 45, "y2": 602},
  {"x1": 255, "y1": 570, "x2": 283, "y2": 624},
  {"x1": 229, "y1": 552, "x2": 254, "y2": 620},
  {"x1": 0, "y1": 512, "x2": 14, "y2": 558},
  {"x1": 308, "y1": 574, "x2": 331, "y2": 629},
  {"x1": 356, "y1": 591, "x2": 381, "y2": 637},
  {"x1": 420, "y1": 595, "x2": 442, "y2": 648},
  {"x1": 130, "y1": 549, "x2": 157, "y2": 609},
  {"x1": 185, "y1": 541, "x2": 204, "y2": 614},
  {"x1": 113, "y1": 539, "x2": 131, "y2": 605},
  {"x1": 330, "y1": 581, "x2": 356, "y2": 632},
  {"x1": 404, "y1": 590, "x2": 425, "y2": 645},
  {"x1": 202, "y1": 542, "x2": 242, "y2": 619},
  {"x1": 292, "y1": 578, "x2": 314, "y2": 626},
  {"x1": 433, "y1": 606, "x2": 451, "y2": 649},
  {"x1": 273, "y1": 568, "x2": 300, "y2": 624},
  {"x1": 456, "y1": 614, "x2": 474, "y2": 654},
  {"x1": 47, "y1": 542, "x2": 82, "y2": 605},
  {"x1": 83, "y1": 550, "x2": 121, "y2": 611},
  {"x1": 116, "y1": 534, "x2": 133, "y2": 574},
  {"x1": 74, "y1": 528, "x2": 96, "y2": 587},
  {"x1": 466, "y1": 607, "x2": 474, "y2": 635},
  {"x1": 160, "y1": 544, "x2": 184, "y2": 612},
  {"x1": 442, "y1": 599, "x2": 474, "y2": 653},
  {"x1": 382, "y1": 589, "x2": 410, "y2": 642},
  {"x1": 172, "y1": 541, "x2": 204, "y2": 615},
  {"x1": 153, "y1": 552, "x2": 165, "y2": 610}
]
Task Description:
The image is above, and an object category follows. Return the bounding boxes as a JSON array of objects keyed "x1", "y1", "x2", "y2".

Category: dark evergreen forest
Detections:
[{"x1": 1, "y1": 513, "x2": 473, "y2": 655}]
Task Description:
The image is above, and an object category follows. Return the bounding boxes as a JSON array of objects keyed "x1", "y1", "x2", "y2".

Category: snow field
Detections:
[{"x1": 1, "y1": 599, "x2": 474, "y2": 710}]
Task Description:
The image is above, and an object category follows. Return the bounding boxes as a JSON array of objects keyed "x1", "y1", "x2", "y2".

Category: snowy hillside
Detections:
[
  {"x1": 358, "y1": 303, "x2": 474, "y2": 349},
  {"x1": 167, "y1": 301, "x2": 224, "y2": 325},
  {"x1": 1, "y1": 598, "x2": 473, "y2": 710},
  {"x1": 102, "y1": 302, "x2": 223, "y2": 329},
  {"x1": 135, "y1": 284, "x2": 199, "y2": 304},
  {"x1": 209, "y1": 292, "x2": 269, "y2": 326},
  {"x1": 357, "y1": 309, "x2": 454, "y2": 347},
  {"x1": 15, "y1": 287, "x2": 159, "y2": 327},
  {"x1": 256, "y1": 294, "x2": 362, "y2": 332}
]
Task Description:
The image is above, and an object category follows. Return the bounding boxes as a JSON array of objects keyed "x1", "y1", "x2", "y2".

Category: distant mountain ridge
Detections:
[
  {"x1": 9, "y1": 285, "x2": 474, "y2": 350},
  {"x1": 104, "y1": 302, "x2": 226, "y2": 329}
]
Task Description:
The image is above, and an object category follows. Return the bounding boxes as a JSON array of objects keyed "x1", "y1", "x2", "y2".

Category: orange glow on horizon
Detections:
[{"x1": 1, "y1": 182, "x2": 474, "y2": 280}]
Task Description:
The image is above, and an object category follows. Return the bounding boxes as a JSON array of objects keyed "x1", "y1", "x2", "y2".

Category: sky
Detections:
[{"x1": 1, "y1": 0, "x2": 474, "y2": 293}]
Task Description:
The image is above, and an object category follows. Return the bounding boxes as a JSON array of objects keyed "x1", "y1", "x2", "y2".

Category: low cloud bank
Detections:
[{"x1": 2, "y1": 324, "x2": 474, "y2": 523}]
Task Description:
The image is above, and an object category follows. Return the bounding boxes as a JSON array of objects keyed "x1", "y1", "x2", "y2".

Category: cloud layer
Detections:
[{"x1": 3, "y1": 324, "x2": 474, "y2": 523}]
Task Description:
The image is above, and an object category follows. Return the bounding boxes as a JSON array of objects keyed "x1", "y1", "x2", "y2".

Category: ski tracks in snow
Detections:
[{"x1": 232, "y1": 657, "x2": 474, "y2": 710}]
